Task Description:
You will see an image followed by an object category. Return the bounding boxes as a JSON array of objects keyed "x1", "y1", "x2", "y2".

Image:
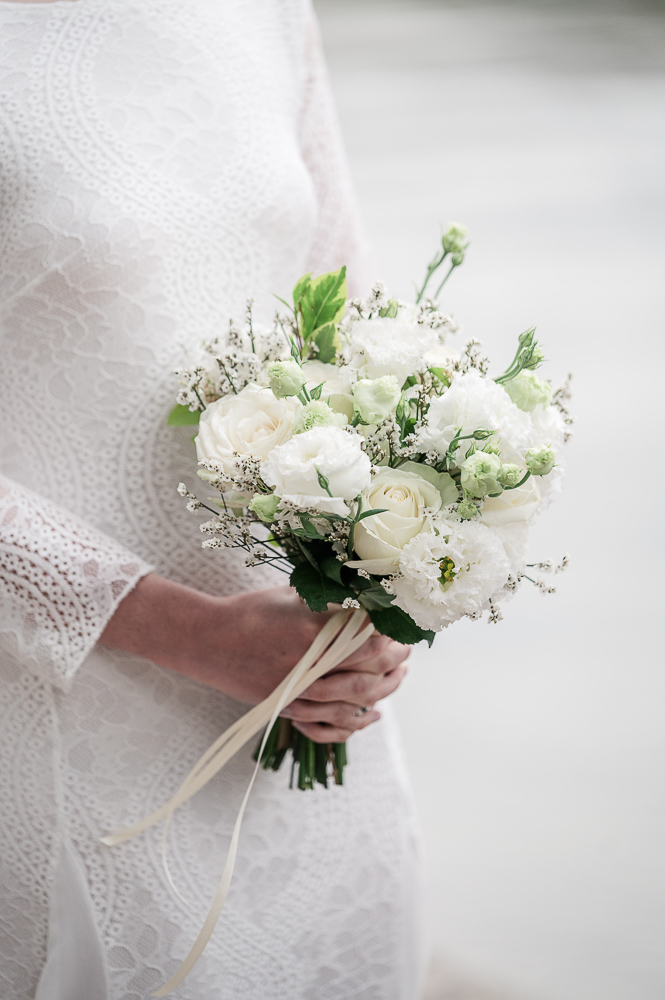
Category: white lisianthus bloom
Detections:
[
  {"x1": 302, "y1": 360, "x2": 355, "y2": 420},
  {"x1": 392, "y1": 519, "x2": 511, "y2": 631},
  {"x1": 346, "y1": 467, "x2": 444, "y2": 575},
  {"x1": 489, "y1": 522, "x2": 529, "y2": 578},
  {"x1": 348, "y1": 315, "x2": 439, "y2": 386},
  {"x1": 503, "y1": 371, "x2": 552, "y2": 412},
  {"x1": 295, "y1": 400, "x2": 348, "y2": 434},
  {"x1": 417, "y1": 370, "x2": 531, "y2": 461},
  {"x1": 529, "y1": 403, "x2": 566, "y2": 452},
  {"x1": 353, "y1": 375, "x2": 401, "y2": 425},
  {"x1": 267, "y1": 359, "x2": 306, "y2": 398},
  {"x1": 480, "y1": 475, "x2": 541, "y2": 526},
  {"x1": 195, "y1": 383, "x2": 300, "y2": 476},
  {"x1": 261, "y1": 426, "x2": 371, "y2": 517}
]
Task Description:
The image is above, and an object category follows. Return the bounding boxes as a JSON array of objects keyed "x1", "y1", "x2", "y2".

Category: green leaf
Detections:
[
  {"x1": 356, "y1": 507, "x2": 388, "y2": 522},
  {"x1": 369, "y1": 606, "x2": 435, "y2": 646},
  {"x1": 358, "y1": 585, "x2": 395, "y2": 611},
  {"x1": 299, "y1": 266, "x2": 347, "y2": 342},
  {"x1": 290, "y1": 561, "x2": 350, "y2": 613},
  {"x1": 299, "y1": 515, "x2": 325, "y2": 539},
  {"x1": 167, "y1": 404, "x2": 201, "y2": 426},
  {"x1": 311, "y1": 322, "x2": 339, "y2": 364},
  {"x1": 321, "y1": 557, "x2": 344, "y2": 584},
  {"x1": 292, "y1": 273, "x2": 312, "y2": 310}
]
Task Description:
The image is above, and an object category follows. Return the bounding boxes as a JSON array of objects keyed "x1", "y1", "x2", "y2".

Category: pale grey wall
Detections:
[{"x1": 315, "y1": 3, "x2": 665, "y2": 999}]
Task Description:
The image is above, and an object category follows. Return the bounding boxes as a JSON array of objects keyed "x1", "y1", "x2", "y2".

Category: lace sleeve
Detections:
[
  {"x1": 0, "y1": 474, "x2": 153, "y2": 693},
  {"x1": 299, "y1": 6, "x2": 374, "y2": 296}
]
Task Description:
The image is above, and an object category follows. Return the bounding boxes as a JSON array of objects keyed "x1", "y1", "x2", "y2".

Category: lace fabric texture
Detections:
[{"x1": 0, "y1": 1, "x2": 423, "y2": 997}]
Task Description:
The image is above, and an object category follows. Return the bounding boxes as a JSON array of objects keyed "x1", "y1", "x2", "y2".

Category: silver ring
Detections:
[{"x1": 353, "y1": 706, "x2": 371, "y2": 717}]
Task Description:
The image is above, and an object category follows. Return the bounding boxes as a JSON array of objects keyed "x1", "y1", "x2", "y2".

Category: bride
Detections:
[{"x1": 0, "y1": 1, "x2": 424, "y2": 997}]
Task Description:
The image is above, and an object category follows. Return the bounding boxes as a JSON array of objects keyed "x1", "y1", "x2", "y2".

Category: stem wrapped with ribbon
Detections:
[{"x1": 101, "y1": 608, "x2": 374, "y2": 996}]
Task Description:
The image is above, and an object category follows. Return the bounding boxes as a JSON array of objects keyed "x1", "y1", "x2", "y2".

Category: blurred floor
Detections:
[{"x1": 316, "y1": 4, "x2": 665, "y2": 1000}]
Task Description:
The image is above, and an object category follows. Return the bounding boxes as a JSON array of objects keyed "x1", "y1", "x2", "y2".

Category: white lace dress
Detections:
[{"x1": 0, "y1": 2, "x2": 425, "y2": 998}]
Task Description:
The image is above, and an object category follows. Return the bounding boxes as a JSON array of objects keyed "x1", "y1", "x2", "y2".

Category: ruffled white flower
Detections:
[
  {"x1": 196, "y1": 383, "x2": 300, "y2": 476},
  {"x1": 348, "y1": 314, "x2": 439, "y2": 386},
  {"x1": 346, "y1": 466, "x2": 444, "y2": 576},
  {"x1": 391, "y1": 518, "x2": 511, "y2": 631},
  {"x1": 261, "y1": 426, "x2": 371, "y2": 517},
  {"x1": 417, "y1": 369, "x2": 531, "y2": 461}
]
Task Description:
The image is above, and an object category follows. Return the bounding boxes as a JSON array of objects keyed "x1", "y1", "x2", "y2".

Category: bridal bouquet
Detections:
[
  {"x1": 169, "y1": 224, "x2": 572, "y2": 790},
  {"x1": 103, "y1": 226, "x2": 571, "y2": 995}
]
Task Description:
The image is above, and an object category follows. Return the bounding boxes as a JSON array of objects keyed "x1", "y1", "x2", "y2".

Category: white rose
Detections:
[
  {"x1": 480, "y1": 475, "x2": 541, "y2": 526},
  {"x1": 392, "y1": 519, "x2": 511, "y2": 631},
  {"x1": 195, "y1": 383, "x2": 300, "y2": 476},
  {"x1": 417, "y1": 369, "x2": 532, "y2": 461},
  {"x1": 346, "y1": 466, "x2": 444, "y2": 575},
  {"x1": 349, "y1": 315, "x2": 439, "y2": 386},
  {"x1": 261, "y1": 426, "x2": 371, "y2": 517},
  {"x1": 302, "y1": 360, "x2": 355, "y2": 420}
]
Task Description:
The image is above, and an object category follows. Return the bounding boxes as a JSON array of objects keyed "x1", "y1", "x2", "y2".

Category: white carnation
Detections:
[
  {"x1": 348, "y1": 314, "x2": 439, "y2": 386},
  {"x1": 417, "y1": 369, "x2": 531, "y2": 461},
  {"x1": 261, "y1": 426, "x2": 371, "y2": 517},
  {"x1": 195, "y1": 383, "x2": 300, "y2": 477},
  {"x1": 392, "y1": 519, "x2": 511, "y2": 631}
]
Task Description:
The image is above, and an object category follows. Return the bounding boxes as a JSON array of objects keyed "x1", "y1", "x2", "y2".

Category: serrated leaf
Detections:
[
  {"x1": 311, "y1": 322, "x2": 339, "y2": 364},
  {"x1": 321, "y1": 557, "x2": 344, "y2": 584},
  {"x1": 290, "y1": 562, "x2": 351, "y2": 613},
  {"x1": 368, "y1": 607, "x2": 435, "y2": 646},
  {"x1": 167, "y1": 404, "x2": 201, "y2": 426},
  {"x1": 300, "y1": 267, "x2": 347, "y2": 342}
]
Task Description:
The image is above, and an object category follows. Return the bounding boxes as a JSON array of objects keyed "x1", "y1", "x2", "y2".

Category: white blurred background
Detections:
[{"x1": 314, "y1": 2, "x2": 665, "y2": 998}]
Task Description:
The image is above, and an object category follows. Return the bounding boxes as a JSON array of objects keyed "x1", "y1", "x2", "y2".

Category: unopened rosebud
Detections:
[
  {"x1": 249, "y1": 492, "x2": 281, "y2": 522},
  {"x1": 268, "y1": 359, "x2": 306, "y2": 398},
  {"x1": 441, "y1": 222, "x2": 469, "y2": 256},
  {"x1": 498, "y1": 463, "x2": 523, "y2": 488},
  {"x1": 460, "y1": 451, "x2": 503, "y2": 498},
  {"x1": 525, "y1": 446, "x2": 555, "y2": 476}
]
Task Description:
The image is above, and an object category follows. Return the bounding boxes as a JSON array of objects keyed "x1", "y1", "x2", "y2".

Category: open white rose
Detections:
[
  {"x1": 261, "y1": 426, "x2": 371, "y2": 517},
  {"x1": 346, "y1": 466, "x2": 445, "y2": 575},
  {"x1": 480, "y1": 475, "x2": 541, "y2": 527},
  {"x1": 196, "y1": 383, "x2": 300, "y2": 476},
  {"x1": 302, "y1": 360, "x2": 355, "y2": 420},
  {"x1": 349, "y1": 315, "x2": 439, "y2": 386}
]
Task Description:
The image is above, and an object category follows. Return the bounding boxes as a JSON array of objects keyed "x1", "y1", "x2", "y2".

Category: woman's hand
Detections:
[{"x1": 100, "y1": 575, "x2": 410, "y2": 742}]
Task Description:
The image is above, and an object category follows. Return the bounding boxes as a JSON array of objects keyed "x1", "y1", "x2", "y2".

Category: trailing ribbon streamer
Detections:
[{"x1": 101, "y1": 607, "x2": 374, "y2": 996}]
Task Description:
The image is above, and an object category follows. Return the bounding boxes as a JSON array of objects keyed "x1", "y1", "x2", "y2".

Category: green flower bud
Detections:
[
  {"x1": 457, "y1": 498, "x2": 480, "y2": 520},
  {"x1": 518, "y1": 328, "x2": 535, "y2": 348},
  {"x1": 441, "y1": 222, "x2": 469, "y2": 256},
  {"x1": 353, "y1": 375, "x2": 401, "y2": 424},
  {"x1": 460, "y1": 451, "x2": 503, "y2": 498},
  {"x1": 249, "y1": 492, "x2": 281, "y2": 522},
  {"x1": 268, "y1": 359, "x2": 306, "y2": 398},
  {"x1": 473, "y1": 428, "x2": 495, "y2": 440},
  {"x1": 503, "y1": 372, "x2": 552, "y2": 412},
  {"x1": 498, "y1": 463, "x2": 523, "y2": 488},
  {"x1": 525, "y1": 446, "x2": 555, "y2": 476},
  {"x1": 523, "y1": 346, "x2": 545, "y2": 370},
  {"x1": 295, "y1": 400, "x2": 347, "y2": 434}
]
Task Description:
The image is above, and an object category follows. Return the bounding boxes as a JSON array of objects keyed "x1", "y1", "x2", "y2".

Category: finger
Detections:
[
  {"x1": 282, "y1": 700, "x2": 381, "y2": 730},
  {"x1": 335, "y1": 633, "x2": 393, "y2": 670},
  {"x1": 300, "y1": 661, "x2": 408, "y2": 707},
  {"x1": 334, "y1": 640, "x2": 411, "y2": 676}
]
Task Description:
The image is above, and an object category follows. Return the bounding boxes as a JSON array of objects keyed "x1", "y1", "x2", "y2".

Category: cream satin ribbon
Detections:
[{"x1": 101, "y1": 607, "x2": 374, "y2": 996}]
